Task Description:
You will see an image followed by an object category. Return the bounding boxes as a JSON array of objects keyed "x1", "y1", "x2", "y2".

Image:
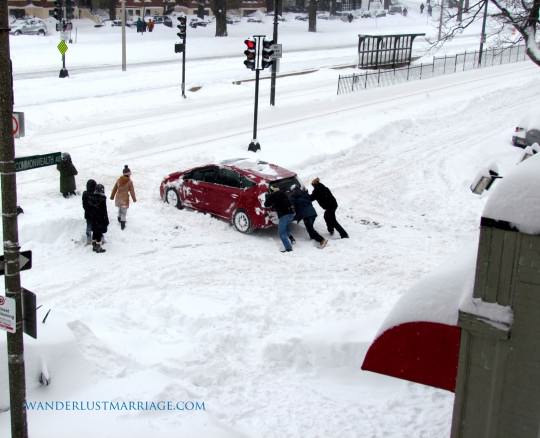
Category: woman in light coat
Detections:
[{"x1": 110, "y1": 165, "x2": 137, "y2": 230}]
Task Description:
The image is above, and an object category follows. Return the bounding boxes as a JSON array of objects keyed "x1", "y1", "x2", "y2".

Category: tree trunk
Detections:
[
  {"x1": 457, "y1": 0, "x2": 463, "y2": 22},
  {"x1": 266, "y1": 0, "x2": 274, "y2": 13},
  {"x1": 330, "y1": 0, "x2": 337, "y2": 15},
  {"x1": 213, "y1": 0, "x2": 227, "y2": 36},
  {"x1": 109, "y1": 0, "x2": 117, "y2": 20},
  {"x1": 308, "y1": 0, "x2": 317, "y2": 31}
]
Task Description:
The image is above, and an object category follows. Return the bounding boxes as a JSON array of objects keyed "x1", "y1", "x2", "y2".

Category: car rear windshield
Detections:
[{"x1": 270, "y1": 177, "x2": 301, "y2": 193}]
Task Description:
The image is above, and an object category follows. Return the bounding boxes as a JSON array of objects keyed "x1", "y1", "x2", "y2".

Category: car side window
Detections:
[
  {"x1": 217, "y1": 168, "x2": 242, "y2": 188},
  {"x1": 240, "y1": 176, "x2": 255, "y2": 189}
]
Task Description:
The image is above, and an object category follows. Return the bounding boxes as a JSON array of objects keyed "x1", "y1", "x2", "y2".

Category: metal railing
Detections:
[{"x1": 337, "y1": 44, "x2": 528, "y2": 95}]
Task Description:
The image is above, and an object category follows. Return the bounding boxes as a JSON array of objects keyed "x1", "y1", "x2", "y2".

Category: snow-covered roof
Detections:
[
  {"x1": 376, "y1": 247, "x2": 477, "y2": 336},
  {"x1": 483, "y1": 152, "x2": 540, "y2": 234}
]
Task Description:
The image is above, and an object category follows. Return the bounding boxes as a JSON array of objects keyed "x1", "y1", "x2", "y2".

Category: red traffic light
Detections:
[{"x1": 244, "y1": 39, "x2": 256, "y2": 50}]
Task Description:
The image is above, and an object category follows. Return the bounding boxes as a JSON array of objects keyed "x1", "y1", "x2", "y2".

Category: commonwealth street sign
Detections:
[{"x1": 15, "y1": 152, "x2": 62, "y2": 172}]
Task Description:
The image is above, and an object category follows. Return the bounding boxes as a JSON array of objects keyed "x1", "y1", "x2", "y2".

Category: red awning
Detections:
[{"x1": 361, "y1": 321, "x2": 461, "y2": 392}]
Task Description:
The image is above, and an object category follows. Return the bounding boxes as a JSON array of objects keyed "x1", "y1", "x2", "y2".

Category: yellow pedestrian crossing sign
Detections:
[{"x1": 57, "y1": 40, "x2": 68, "y2": 55}]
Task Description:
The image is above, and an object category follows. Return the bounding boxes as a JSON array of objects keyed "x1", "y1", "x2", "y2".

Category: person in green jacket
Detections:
[{"x1": 56, "y1": 152, "x2": 78, "y2": 198}]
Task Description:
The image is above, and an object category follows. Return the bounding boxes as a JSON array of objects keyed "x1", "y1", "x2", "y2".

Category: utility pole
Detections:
[
  {"x1": 477, "y1": 0, "x2": 489, "y2": 66},
  {"x1": 269, "y1": 0, "x2": 280, "y2": 106},
  {"x1": 0, "y1": 1, "x2": 29, "y2": 437},
  {"x1": 121, "y1": 0, "x2": 126, "y2": 71}
]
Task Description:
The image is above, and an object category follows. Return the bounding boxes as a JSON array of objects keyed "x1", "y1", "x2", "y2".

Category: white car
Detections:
[
  {"x1": 10, "y1": 18, "x2": 48, "y2": 36},
  {"x1": 512, "y1": 112, "x2": 540, "y2": 148}
]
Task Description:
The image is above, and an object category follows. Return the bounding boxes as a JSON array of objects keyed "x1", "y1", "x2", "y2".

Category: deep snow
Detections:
[{"x1": 0, "y1": 8, "x2": 538, "y2": 438}]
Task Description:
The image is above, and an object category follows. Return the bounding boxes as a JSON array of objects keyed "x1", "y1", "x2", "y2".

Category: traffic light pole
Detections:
[
  {"x1": 0, "y1": 1, "x2": 29, "y2": 437},
  {"x1": 248, "y1": 69, "x2": 261, "y2": 152},
  {"x1": 270, "y1": 0, "x2": 279, "y2": 106},
  {"x1": 181, "y1": 34, "x2": 186, "y2": 98},
  {"x1": 59, "y1": 53, "x2": 68, "y2": 78}
]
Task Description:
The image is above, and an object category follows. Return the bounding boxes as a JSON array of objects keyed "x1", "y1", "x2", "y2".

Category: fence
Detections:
[{"x1": 337, "y1": 44, "x2": 528, "y2": 95}]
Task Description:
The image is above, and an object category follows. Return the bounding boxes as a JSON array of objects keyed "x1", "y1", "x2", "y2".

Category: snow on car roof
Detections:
[
  {"x1": 221, "y1": 158, "x2": 295, "y2": 180},
  {"x1": 483, "y1": 152, "x2": 540, "y2": 234}
]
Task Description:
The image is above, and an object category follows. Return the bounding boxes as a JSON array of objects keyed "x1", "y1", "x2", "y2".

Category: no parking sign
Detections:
[{"x1": 12, "y1": 111, "x2": 25, "y2": 138}]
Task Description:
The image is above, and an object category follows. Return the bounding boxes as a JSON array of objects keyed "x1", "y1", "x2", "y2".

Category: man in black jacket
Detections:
[
  {"x1": 264, "y1": 185, "x2": 296, "y2": 252},
  {"x1": 310, "y1": 178, "x2": 349, "y2": 239}
]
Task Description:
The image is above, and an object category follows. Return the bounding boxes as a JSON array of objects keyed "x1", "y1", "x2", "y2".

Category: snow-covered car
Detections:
[
  {"x1": 189, "y1": 17, "x2": 211, "y2": 28},
  {"x1": 226, "y1": 15, "x2": 241, "y2": 24},
  {"x1": 9, "y1": 18, "x2": 48, "y2": 36},
  {"x1": 109, "y1": 19, "x2": 133, "y2": 27},
  {"x1": 294, "y1": 15, "x2": 308, "y2": 21},
  {"x1": 160, "y1": 159, "x2": 301, "y2": 233},
  {"x1": 388, "y1": 5, "x2": 404, "y2": 14},
  {"x1": 512, "y1": 114, "x2": 540, "y2": 148},
  {"x1": 247, "y1": 17, "x2": 263, "y2": 23}
]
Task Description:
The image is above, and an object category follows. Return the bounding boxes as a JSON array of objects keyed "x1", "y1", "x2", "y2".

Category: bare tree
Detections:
[
  {"x1": 211, "y1": 0, "x2": 227, "y2": 36},
  {"x1": 436, "y1": 0, "x2": 540, "y2": 66},
  {"x1": 309, "y1": 0, "x2": 318, "y2": 31}
]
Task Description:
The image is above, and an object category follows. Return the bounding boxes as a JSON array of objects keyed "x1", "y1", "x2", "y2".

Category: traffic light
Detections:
[
  {"x1": 261, "y1": 39, "x2": 274, "y2": 69},
  {"x1": 177, "y1": 16, "x2": 186, "y2": 39},
  {"x1": 65, "y1": 0, "x2": 74, "y2": 20},
  {"x1": 244, "y1": 39, "x2": 256, "y2": 70},
  {"x1": 53, "y1": 0, "x2": 63, "y2": 21}
]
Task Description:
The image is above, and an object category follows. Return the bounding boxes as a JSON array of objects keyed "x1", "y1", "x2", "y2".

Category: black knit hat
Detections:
[{"x1": 123, "y1": 165, "x2": 131, "y2": 176}]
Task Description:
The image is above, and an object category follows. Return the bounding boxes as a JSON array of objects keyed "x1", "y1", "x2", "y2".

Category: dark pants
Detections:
[
  {"x1": 303, "y1": 216, "x2": 324, "y2": 243},
  {"x1": 323, "y1": 208, "x2": 348, "y2": 238},
  {"x1": 92, "y1": 230, "x2": 103, "y2": 243}
]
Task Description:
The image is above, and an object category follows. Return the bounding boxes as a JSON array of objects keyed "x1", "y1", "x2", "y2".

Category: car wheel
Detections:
[
  {"x1": 165, "y1": 188, "x2": 183, "y2": 209},
  {"x1": 232, "y1": 209, "x2": 252, "y2": 234},
  {"x1": 38, "y1": 29, "x2": 45, "y2": 36},
  {"x1": 14, "y1": 30, "x2": 21, "y2": 35}
]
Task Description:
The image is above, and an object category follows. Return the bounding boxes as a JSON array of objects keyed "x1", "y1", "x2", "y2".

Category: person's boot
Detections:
[
  {"x1": 120, "y1": 221, "x2": 126, "y2": 230},
  {"x1": 289, "y1": 235, "x2": 296, "y2": 245},
  {"x1": 117, "y1": 216, "x2": 121, "y2": 223},
  {"x1": 93, "y1": 242, "x2": 106, "y2": 253}
]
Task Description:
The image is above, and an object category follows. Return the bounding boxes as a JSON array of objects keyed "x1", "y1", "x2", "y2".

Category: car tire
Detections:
[
  {"x1": 232, "y1": 209, "x2": 252, "y2": 234},
  {"x1": 38, "y1": 29, "x2": 45, "y2": 36},
  {"x1": 165, "y1": 188, "x2": 183, "y2": 209},
  {"x1": 14, "y1": 30, "x2": 21, "y2": 35}
]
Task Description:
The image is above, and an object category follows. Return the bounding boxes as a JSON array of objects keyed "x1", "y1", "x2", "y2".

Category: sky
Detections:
[{"x1": 0, "y1": 7, "x2": 538, "y2": 438}]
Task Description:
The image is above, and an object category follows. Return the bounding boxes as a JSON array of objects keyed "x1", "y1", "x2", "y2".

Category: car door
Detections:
[
  {"x1": 205, "y1": 168, "x2": 243, "y2": 219},
  {"x1": 180, "y1": 166, "x2": 217, "y2": 212}
]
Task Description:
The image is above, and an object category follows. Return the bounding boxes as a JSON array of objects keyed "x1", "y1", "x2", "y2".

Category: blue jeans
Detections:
[{"x1": 278, "y1": 213, "x2": 295, "y2": 251}]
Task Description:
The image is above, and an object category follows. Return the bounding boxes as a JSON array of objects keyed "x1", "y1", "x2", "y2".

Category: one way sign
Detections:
[{"x1": 0, "y1": 251, "x2": 32, "y2": 276}]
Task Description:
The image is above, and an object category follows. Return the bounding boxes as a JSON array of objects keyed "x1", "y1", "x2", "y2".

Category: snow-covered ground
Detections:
[{"x1": 1, "y1": 9, "x2": 537, "y2": 438}]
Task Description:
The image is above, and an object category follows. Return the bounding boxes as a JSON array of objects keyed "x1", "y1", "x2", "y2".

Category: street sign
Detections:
[
  {"x1": 271, "y1": 43, "x2": 282, "y2": 59},
  {"x1": 0, "y1": 295, "x2": 16, "y2": 333},
  {"x1": 15, "y1": 152, "x2": 62, "y2": 172},
  {"x1": 22, "y1": 288, "x2": 37, "y2": 339},
  {"x1": 12, "y1": 112, "x2": 25, "y2": 138},
  {"x1": 57, "y1": 40, "x2": 68, "y2": 55},
  {"x1": 0, "y1": 250, "x2": 32, "y2": 275}
]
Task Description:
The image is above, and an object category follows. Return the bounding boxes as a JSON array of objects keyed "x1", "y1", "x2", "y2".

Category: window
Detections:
[
  {"x1": 187, "y1": 167, "x2": 218, "y2": 183},
  {"x1": 217, "y1": 168, "x2": 242, "y2": 188}
]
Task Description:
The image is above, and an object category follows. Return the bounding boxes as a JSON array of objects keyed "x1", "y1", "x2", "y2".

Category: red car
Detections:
[{"x1": 159, "y1": 158, "x2": 301, "y2": 233}]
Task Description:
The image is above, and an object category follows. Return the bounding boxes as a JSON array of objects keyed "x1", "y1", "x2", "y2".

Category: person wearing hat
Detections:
[
  {"x1": 110, "y1": 165, "x2": 137, "y2": 230},
  {"x1": 264, "y1": 185, "x2": 296, "y2": 253},
  {"x1": 56, "y1": 152, "x2": 78, "y2": 198},
  {"x1": 290, "y1": 185, "x2": 328, "y2": 249},
  {"x1": 310, "y1": 178, "x2": 349, "y2": 239},
  {"x1": 82, "y1": 179, "x2": 97, "y2": 245},
  {"x1": 87, "y1": 183, "x2": 109, "y2": 253}
]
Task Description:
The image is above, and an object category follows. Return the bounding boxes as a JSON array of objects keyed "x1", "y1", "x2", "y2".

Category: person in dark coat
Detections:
[
  {"x1": 56, "y1": 153, "x2": 78, "y2": 198},
  {"x1": 264, "y1": 185, "x2": 296, "y2": 252},
  {"x1": 420, "y1": 2, "x2": 424, "y2": 13},
  {"x1": 82, "y1": 179, "x2": 97, "y2": 245},
  {"x1": 310, "y1": 178, "x2": 349, "y2": 239},
  {"x1": 136, "y1": 17, "x2": 144, "y2": 33},
  {"x1": 427, "y1": 4, "x2": 432, "y2": 15},
  {"x1": 87, "y1": 184, "x2": 109, "y2": 253},
  {"x1": 290, "y1": 186, "x2": 328, "y2": 249}
]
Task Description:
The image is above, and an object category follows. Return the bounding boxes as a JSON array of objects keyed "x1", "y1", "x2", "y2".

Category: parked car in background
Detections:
[
  {"x1": 294, "y1": 15, "x2": 308, "y2": 21},
  {"x1": 226, "y1": 15, "x2": 241, "y2": 24},
  {"x1": 512, "y1": 113, "x2": 540, "y2": 148},
  {"x1": 388, "y1": 4, "x2": 404, "y2": 14},
  {"x1": 247, "y1": 16, "x2": 263, "y2": 23},
  {"x1": 163, "y1": 16, "x2": 172, "y2": 27},
  {"x1": 9, "y1": 18, "x2": 48, "y2": 35},
  {"x1": 189, "y1": 17, "x2": 211, "y2": 28},
  {"x1": 160, "y1": 158, "x2": 301, "y2": 233},
  {"x1": 109, "y1": 19, "x2": 133, "y2": 27},
  {"x1": 374, "y1": 9, "x2": 387, "y2": 16}
]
